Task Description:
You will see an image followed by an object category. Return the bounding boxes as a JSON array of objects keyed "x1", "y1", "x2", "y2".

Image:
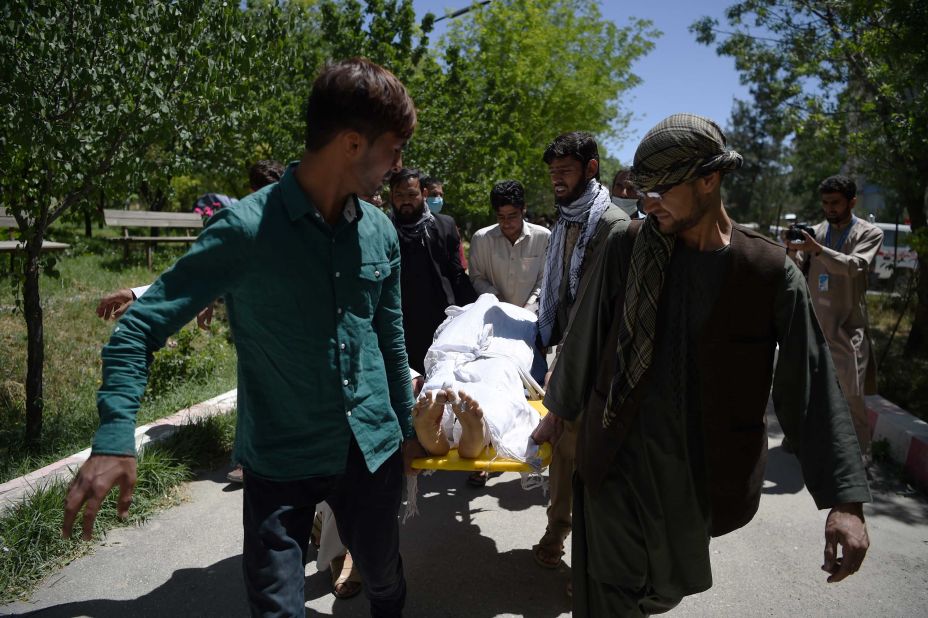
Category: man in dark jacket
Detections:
[
  {"x1": 537, "y1": 114, "x2": 870, "y2": 616},
  {"x1": 389, "y1": 168, "x2": 477, "y2": 374}
]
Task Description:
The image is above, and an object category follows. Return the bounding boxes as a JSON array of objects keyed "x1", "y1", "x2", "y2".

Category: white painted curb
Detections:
[
  {"x1": 866, "y1": 394, "x2": 928, "y2": 489},
  {"x1": 0, "y1": 389, "x2": 238, "y2": 511}
]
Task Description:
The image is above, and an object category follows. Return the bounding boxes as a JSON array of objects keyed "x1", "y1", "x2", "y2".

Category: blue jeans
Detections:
[{"x1": 242, "y1": 438, "x2": 406, "y2": 617}]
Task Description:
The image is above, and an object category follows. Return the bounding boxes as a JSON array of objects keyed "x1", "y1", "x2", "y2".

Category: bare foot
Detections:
[
  {"x1": 412, "y1": 390, "x2": 451, "y2": 455},
  {"x1": 453, "y1": 390, "x2": 488, "y2": 459}
]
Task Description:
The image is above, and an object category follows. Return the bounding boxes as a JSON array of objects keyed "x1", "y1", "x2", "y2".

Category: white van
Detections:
[{"x1": 872, "y1": 222, "x2": 917, "y2": 280}]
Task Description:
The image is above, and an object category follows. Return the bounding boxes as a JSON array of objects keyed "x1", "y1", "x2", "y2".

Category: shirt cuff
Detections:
[
  {"x1": 810, "y1": 481, "x2": 872, "y2": 510},
  {"x1": 91, "y1": 419, "x2": 138, "y2": 456}
]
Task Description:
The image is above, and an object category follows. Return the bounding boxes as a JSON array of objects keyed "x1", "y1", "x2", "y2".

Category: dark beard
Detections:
[
  {"x1": 665, "y1": 185, "x2": 712, "y2": 234},
  {"x1": 555, "y1": 178, "x2": 589, "y2": 207},
  {"x1": 394, "y1": 203, "x2": 424, "y2": 224}
]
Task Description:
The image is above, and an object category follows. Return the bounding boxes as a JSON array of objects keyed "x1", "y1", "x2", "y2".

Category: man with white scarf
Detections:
[{"x1": 531, "y1": 131, "x2": 629, "y2": 574}]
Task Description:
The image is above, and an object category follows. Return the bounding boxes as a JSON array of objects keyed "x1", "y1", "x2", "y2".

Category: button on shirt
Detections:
[
  {"x1": 93, "y1": 164, "x2": 415, "y2": 480},
  {"x1": 468, "y1": 221, "x2": 551, "y2": 307}
]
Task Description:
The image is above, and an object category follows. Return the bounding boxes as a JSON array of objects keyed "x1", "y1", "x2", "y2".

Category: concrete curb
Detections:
[
  {"x1": 866, "y1": 394, "x2": 928, "y2": 489},
  {"x1": 0, "y1": 389, "x2": 238, "y2": 512}
]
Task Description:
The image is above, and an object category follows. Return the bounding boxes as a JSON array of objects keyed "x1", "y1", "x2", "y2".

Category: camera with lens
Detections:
[{"x1": 786, "y1": 222, "x2": 816, "y2": 242}]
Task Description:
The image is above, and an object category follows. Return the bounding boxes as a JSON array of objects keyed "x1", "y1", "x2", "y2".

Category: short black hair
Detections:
[
  {"x1": 611, "y1": 168, "x2": 631, "y2": 187},
  {"x1": 421, "y1": 176, "x2": 442, "y2": 190},
  {"x1": 305, "y1": 57, "x2": 417, "y2": 152},
  {"x1": 490, "y1": 180, "x2": 525, "y2": 210},
  {"x1": 542, "y1": 131, "x2": 600, "y2": 174},
  {"x1": 389, "y1": 168, "x2": 422, "y2": 190},
  {"x1": 818, "y1": 175, "x2": 856, "y2": 200},
  {"x1": 248, "y1": 160, "x2": 285, "y2": 190}
]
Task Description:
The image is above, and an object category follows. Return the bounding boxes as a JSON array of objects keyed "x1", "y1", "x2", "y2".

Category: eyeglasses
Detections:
[{"x1": 634, "y1": 183, "x2": 678, "y2": 200}]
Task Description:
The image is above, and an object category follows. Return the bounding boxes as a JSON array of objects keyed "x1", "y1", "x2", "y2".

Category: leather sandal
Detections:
[
  {"x1": 532, "y1": 543, "x2": 564, "y2": 569},
  {"x1": 331, "y1": 552, "x2": 362, "y2": 599},
  {"x1": 467, "y1": 470, "x2": 489, "y2": 487},
  {"x1": 532, "y1": 529, "x2": 565, "y2": 569}
]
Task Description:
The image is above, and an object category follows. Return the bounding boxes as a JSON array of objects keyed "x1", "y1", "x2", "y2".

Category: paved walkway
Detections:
[{"x1": 3, "y1": 410, "x2": 927, "y2": 617}]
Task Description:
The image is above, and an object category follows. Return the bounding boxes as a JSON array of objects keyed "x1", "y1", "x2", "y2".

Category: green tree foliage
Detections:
[
  {"x1": 0, "y1": 0, "x2": 281, "y2": 445},
  {"x1": 404, "y1": 0, "x2": 657, "y2": 222},
  {"x1": 0, "y1": 0, "x2": 657, "y2": 446},
  {"x1": 692, "y1": 0, "x2": 928, "y2": 352},
  {"x1": 723, "y1": 98, "x2": 801, "y2": 228}
]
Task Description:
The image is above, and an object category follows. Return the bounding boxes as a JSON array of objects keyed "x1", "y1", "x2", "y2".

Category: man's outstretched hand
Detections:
[
  {"x1": 96, "y1": 289, "x2": 134, "y2": 320},
  {"x1": 62, "y1": 454, "x2": 137, "y2": 541},
  {"x1": 823, "y1": 502, "x2": 869, "y2": 583}
]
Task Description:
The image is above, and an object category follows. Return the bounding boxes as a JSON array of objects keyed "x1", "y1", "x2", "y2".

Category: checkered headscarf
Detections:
[
  {"x1": 630, "y1": 113, "x2": 742, "y2": 193},
  {"x1": 603, "y1": 113, "x2": 740, "y2": 428}
]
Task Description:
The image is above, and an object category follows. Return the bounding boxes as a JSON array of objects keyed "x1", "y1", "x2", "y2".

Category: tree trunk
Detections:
[
  {"x1": 84, "y1": 210, "x2": 92, "y2": 238},
  {"x1": 904, "y1": 185, "x2": 928, "y2": 355},
  {"x1": 907, "y1": 256, "x2": 928, "y2": 355},
  {"x1": 23, "y1": 241, "x2": 45, "y2": 448}
]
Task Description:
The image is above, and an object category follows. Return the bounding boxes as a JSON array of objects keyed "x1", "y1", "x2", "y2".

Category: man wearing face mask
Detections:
[
  {"x1": 530, "y1": 131, "x2": 629, "y2": 575},
  {"x1": 423, "y1": 175, "x2": 469, "y2": 270},
  {"x1": 422, "y1": 176, "x2": 445, "y2": 214},
  {"x1": 611, "y1": 168, "x2": 646, "y2": 220},
  {"x1": 390, "y1": 168, "x2": 477, "y2": 374}
]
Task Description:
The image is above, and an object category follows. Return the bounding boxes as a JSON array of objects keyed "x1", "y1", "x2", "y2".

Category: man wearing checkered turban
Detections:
[{"x1": 538, "y1": 113, "x2": 871, "y2": 616}]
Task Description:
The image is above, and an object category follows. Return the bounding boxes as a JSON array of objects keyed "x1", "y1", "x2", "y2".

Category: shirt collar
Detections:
[
  {"x1": 280, "y1": 161, "x2": 363, "y2": 225},
  {"x1": 492, "y1": 221, "x2": 531, "y2": 242}
]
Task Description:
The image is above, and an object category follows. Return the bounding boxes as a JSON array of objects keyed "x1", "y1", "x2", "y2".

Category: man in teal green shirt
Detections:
[{"x1": 63, "y1": 58, "x2": 422, "y2": 617}]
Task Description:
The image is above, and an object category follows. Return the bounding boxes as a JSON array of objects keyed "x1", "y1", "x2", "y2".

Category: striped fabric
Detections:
[
  {"x1": 603, "y1": 215, "x2": 675, "y2": 427},
  {"x1": 630, "y1": 113, "x2": 742, "y2": 193}
]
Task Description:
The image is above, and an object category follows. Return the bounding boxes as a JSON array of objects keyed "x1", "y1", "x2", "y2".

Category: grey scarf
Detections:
[{"x1": 537, "y1": 179, "x2": 611, "y2": 347}]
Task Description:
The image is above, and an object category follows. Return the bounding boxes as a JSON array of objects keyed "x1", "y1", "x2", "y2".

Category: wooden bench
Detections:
[
  {"x1": 104, "y1": 209, "x2": 204, "y2": 269},
  {"x1": 0, "y1": 209, "x2": 70, "y2": 270}
]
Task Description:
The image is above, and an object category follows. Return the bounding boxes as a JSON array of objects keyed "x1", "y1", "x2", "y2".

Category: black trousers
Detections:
[{"x1": 242, "y1": 438, "x2": 406, "y2": 617}]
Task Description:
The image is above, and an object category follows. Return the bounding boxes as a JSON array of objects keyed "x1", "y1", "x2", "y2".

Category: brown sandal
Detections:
[
  {"x1": 331, "y1": 552, "x2": 362, "y2": 599},
  {"x1": 532, "y1": 543, "x2": 564, "y2": 569},
  {"x1": 532, "y1": 529, "x2": 565, "y2": 569}
]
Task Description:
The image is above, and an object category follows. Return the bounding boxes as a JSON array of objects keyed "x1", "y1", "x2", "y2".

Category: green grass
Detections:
[
  {"x1": 0, "y1": 411, "x2": 236, "y2": 604},
  {"x1": 0, "y1": 223, "x2": 237, "y2": 483},
  {"x1": 867, "y1": 287, "x2": 928, "y2": 423}
]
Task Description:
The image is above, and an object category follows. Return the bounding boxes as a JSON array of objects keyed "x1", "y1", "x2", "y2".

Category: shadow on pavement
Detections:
[
  {"x1": 304, "y1": 472, "x2": 569, "y2": 617},
  {"x1": 20, "y1": 471, "x2": 567, "y2": 618},
  {"x1": 864, "y1": 463, "x2": 928, "y2": 526},
  {"x1": 762, "y1": 445, "x2": 806, "y2": 496},
  {"x1": 21, "y1": 556, "x2": 249, "y2": 618}
]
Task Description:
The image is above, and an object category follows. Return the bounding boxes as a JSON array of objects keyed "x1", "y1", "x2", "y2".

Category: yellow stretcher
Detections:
[{"x1": 410, "y1": 399, "x2": 551, "y2": 472}]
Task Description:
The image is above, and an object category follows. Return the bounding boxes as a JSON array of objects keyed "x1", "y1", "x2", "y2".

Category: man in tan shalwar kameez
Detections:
[{"x1": 788, "y1": 174, "x2": 884, "y2": 456}]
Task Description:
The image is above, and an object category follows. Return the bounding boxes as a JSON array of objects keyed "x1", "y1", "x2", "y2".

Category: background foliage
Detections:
[{"x1": 693, "y1": 0, "x2": 928, "y2": 352}]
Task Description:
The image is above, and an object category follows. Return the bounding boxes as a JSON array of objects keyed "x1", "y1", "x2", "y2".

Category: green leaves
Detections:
[
  {"x1": 693, "y1": 0, "x2": 928, "y2": 223},
  {"x1": 402, "y1": 0, "x2": 657, "y2": 220}
]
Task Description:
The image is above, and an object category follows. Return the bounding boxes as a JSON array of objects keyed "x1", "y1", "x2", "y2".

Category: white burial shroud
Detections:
[{"x1": 421, "y1": 294, "x2": 543, "y2": 462}]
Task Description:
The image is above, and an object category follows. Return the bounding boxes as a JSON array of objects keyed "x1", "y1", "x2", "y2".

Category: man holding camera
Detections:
[{"x1": 788, "y1": 174, "x2": 883, "y2": 459}]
